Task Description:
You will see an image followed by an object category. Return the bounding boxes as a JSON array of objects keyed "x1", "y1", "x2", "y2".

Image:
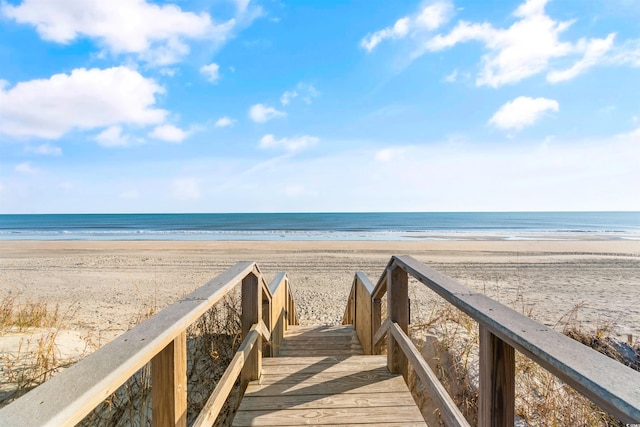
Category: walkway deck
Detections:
[{"x1": 233, "y1": 325, "x2": 427, "y2": 426}]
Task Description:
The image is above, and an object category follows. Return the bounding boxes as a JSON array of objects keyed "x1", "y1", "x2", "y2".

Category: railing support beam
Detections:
[
  {"x1": 152, "y1": 331, "x2": 187, "y2": 427},
  {"x1": 387, "y1": 266, "x2": 409, "y2": 381},
  {"x1": 479, "y1": 325, "x2": 515, "y2": 427},
  {"x1": 241, "y1": 273, "x2": 262, "y2": 390}
]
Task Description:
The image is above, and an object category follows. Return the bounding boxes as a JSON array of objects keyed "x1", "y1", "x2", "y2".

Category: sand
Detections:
[{"x1": 1, "y1": 240, "x2": 639, "y2": 345}]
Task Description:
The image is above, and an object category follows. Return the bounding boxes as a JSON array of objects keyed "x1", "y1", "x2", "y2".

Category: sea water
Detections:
[{"x1": 1, "y1": 212, "x2": 638, "y2": 241}]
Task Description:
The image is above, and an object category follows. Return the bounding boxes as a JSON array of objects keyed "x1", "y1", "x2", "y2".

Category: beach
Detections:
[{"x1": 1, "y1": 240, "x2": 639, "y2": 344}]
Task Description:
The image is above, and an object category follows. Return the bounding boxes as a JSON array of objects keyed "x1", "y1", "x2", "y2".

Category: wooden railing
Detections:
[
  {"x1": 343, "y1": 255, "x2": 640, "y2": 426},
  {"x1": 0, "y1": 261, "x2": 298, "y2": 427}
]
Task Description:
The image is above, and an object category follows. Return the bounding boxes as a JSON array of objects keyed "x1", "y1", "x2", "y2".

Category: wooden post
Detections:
[
  {"x1": 372, "y1": 297, "x2": 382, "y2": 354},
  {"x1": 241, "y1": 273, "x2": 261, "y2": 390},
  {"x1": 387, "y1": 266, "x2": 409, "y2": 381},
  {"x1": 262, "y1": 286, "x2": 272, "y2": 357},
  {"x1": 479, "y1": 325, "x2": 515, "y2": 427},
  {"x1": 152, "y1": 331, "x2": 187, "y2": 427}
]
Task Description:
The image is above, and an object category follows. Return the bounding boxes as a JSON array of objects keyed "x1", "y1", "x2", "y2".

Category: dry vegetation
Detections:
[
  {"x1": 0, "y1": 293, "x2": 82, "y2": 405},
  {"x1": 408, "y1": 298, "x2": 638, "y2": 427},
  {"x1": 1, "y1": 290, "x2": 245, "y2": 426}
]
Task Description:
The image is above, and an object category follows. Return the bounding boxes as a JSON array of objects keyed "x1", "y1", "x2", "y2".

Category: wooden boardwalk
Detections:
[{"x1": 233, "y1": 325, "x2": 427, "y2": 426}]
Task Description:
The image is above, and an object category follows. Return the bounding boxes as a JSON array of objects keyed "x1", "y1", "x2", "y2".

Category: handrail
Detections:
[
  {"x1": 389, "y1": 322, "x2": 470, "y2": 427},
  {"x1": 0, "y1": 261, "x2": 299, "y2": 427},
  {"x1": 192, "y1": 321, "x2": 269, "y2": 427},
  {"x1": 344, "y1": 255, "x2": 640, "y2": 426}
]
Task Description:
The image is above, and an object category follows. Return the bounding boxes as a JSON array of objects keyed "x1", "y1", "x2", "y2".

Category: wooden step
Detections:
[
  {"x1": 232, "y1": 326, "x2": 427, "y2": 426},
  {"x1": 279, "y1": 325, "x2": 364, "y2": 357}
]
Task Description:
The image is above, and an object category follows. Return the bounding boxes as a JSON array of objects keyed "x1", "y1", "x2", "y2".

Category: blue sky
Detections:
[{"x1": 1, "y1": 0, "x2": 639, "y2": 213}]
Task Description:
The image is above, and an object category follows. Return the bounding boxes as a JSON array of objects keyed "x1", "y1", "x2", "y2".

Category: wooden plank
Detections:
[
  {"x1": 285, "y1": 325, "x2": 356, "y2": 335},
  {"x1": 387, "y1": 266, "x2": 409, "y2": 381},
  {"x1": 372, "y1": 297, "x2": 382, "y2": 354},
  {"x1": 262, "y1": 355, "x2": 386, "y2": 367},
  {"x1": 373, "y1": 317, "x2": 390, "y2": 348},
  {"x1": 238, "y1": 392, "x2": 417, "y2": 411},
  {"x1": 371, "y1": 267, "x2": 388, "y2": 300},
  {"x1": 241, "y1": 273, "x2": 261, "y2": 389},
  {"x1": 0, "y1": 261, "x2": 256, "y2": 427},
  {"x1": 232, "y1": 406, "x2": 425, "y2": 426},
  {"x1": 151, "y1": 331, "x2": 187, "y2": 427},
  {"x1": 192, "y1": 327, "x2": 260, "y2": 427},
  {"x1": 391, "y1": 255, "x2": 640, "y2": 422},
  {"x1": 259, "y1": 368, "x2": 397, "y2": 384},
  {"x1": 390, "y1": 323, "x2": 471, "y2": 427},
  {"x1": 479, "y1": 325, "x2": 515, "y2": 427},
  {"x1": 278, "y1": 349, "x2": 364, "y2": 357},
  {"x1": 261, "y1": 362, "x2": 389, "y2": 376},
  {"x1": 269, "y1": 273, "x2": 287, "y2": 357},
  {"x1": 355, "y1": 273, "x2": 374, "y2": 355},
  {"x1": 280, "y1": 341, "x2": 362, "y2": 349},
  {"x1": 342, "y1": 282, "x2": 355, "y2": 325},
  {"x1": 279, "y1": 335, "x2": 360, "y2": 343},
  {"x1": 244, "y1": 375, "x2": 409, "y2": 396}
]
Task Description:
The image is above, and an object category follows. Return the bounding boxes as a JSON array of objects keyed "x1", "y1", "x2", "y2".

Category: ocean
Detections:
[{"x1": 0, "y1": 212, "x2": 638, "y2": 241}]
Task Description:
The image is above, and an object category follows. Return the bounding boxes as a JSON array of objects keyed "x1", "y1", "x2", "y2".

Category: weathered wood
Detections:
[
  {"x1": 268, "y1": 272, "x2": 288, "y2": 356},
  {"x1": 390, "y1": 323, "x2": 471, "y2": 427},
  {"x1": 262, "y1": 355, "x2": 383, "y2": 366},
  {"x1": 238, "y1": 391, "x2": 416, "y2": 410},
  {"x1": 372, "y1": 296, "x2": 382, "y2": 354},
  {"x1": 373, "y1": 317, "x2": 390, "y2": 348},
  {"x1": 479, "y1": 325, "x2": 515, "y2": 427},
  {"x1": 234, "y1": 323, "x2": 426, "y2": 426},
  {"x1": 151, "y1": 331, "x2": 187, "y2": 427},
  {"x1": 0, "y1": 261, "x2": 256, "y2": 427},
  {"x1": 280, "y1": 334, "x2": 360, "y2": 343},
  {"x1": 245, "y1": 374, "x2": 410, "y2": 395},
  {"x1": 391, "y1": 255, "x2": 640, "y2": 422},
  {"x1": 241, "y1": 273, "x2": 261, "y2": 389},
  {"x1": 387, "y1": 266, "x2": 409, "y2": 381},
  {"x1": 355, "y1": 272, "x2": 374, "y2": 354},
  {"x1": 284, "y1": 325, "x2": 357, "y2": 337},
  {"x1": 232, "y1": 406, "x2": 425, "y2": 426},
  {"x1": 192, "y1": 325, "x2": 261, "y2": 427},
  {"x1": 278, "y1": 349, "x2": 364, "y2": 356},
  {"x1": 342, "y1": 282, "x2": 355, "y2": 325}
]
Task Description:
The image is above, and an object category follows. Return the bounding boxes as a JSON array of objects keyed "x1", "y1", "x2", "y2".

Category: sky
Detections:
[{"x1": 0, "y1": 0, "x2": 639, "y2": 213}]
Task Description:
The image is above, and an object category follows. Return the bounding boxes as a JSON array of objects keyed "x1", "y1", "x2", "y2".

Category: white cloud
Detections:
[
  {"x1": 26, "y1": 143, "x2": 62, "y2": 155},
  {"x1": 248, "y1": 104, "x2": 286, "y2": 123},
  {"x1": 1, "y1": 0, "x2": 238, "y2": 66},
  {"x1": 0, "y1": 67, "x2": 166, "y2": 139},
  {"x1": 149, "y1": 124, "x2": 190, "y2": 143},
  {"x1": 416, "y1": 1, "x2": 454, "y2": 30},
  {"x1": 259, "y1": 134, "x2": 318, "y2": 152},
  {"x1": 489, "y1": 96, "x2": 559, "y2": 131},
  {"x1": 280, "y1": 83, "x2": 320, "y2": 106},
  {"x1": 280, "y1": 90, "x2": 297, "y2": 105},
  {"x1": 15, "y1": 161, "x2": 40, "y2": 174},
  {"x1": 200, "y1": 62, "x2": 220, "y2": 82},
  {"x1": 361, "y1": 2, "x2": 452, "y2": 52},
  {"x1": 215, "y1": 116, "x2": 235, "y2": 127},
  {"x1": 361, "y1": 17, "x2": 411, "y2": 52},
  {"x1": 170, "y1": 178, "x2": 200, "y2": 200},
  {"x1": 547, "y1": 33, "x2": 616, "y2": 82},
  {"x1": 96, "y1": 125, "x2": 132, "y2": 147},
  {"x1": 423, "y1": 0, "x2": 616, "y2": 87}
]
